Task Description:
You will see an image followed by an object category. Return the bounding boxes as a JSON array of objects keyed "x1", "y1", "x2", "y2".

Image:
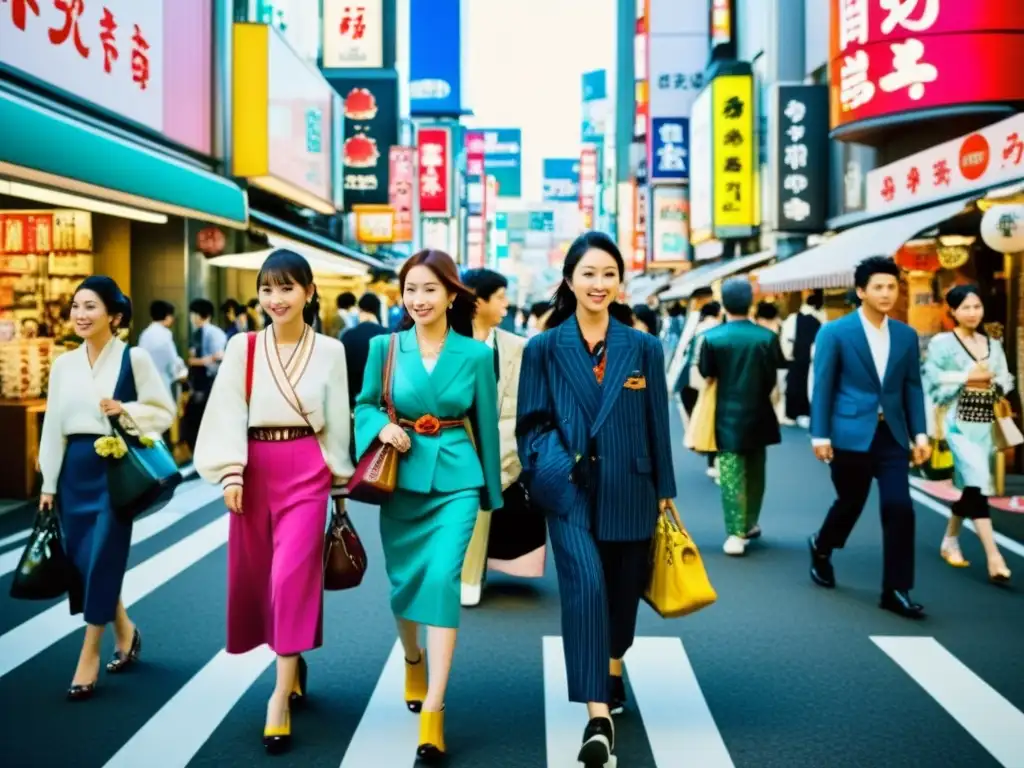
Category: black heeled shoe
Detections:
[
  {"x1": 289, "y1": 655, "x2": 308, "y2": 705},
  {"x1": 107, "y1": 627, "x2": 142, "y2": 674},
  {"x1": 262, "y1": 709, "x2": 292, "y2": 755},
  {"x1": 66, "y1": 680, "x2": 97, "y2": 702}
]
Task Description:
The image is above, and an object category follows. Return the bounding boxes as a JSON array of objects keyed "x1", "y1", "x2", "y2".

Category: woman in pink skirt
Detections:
[{"x1": 194, "y1": 249, "x2": 353, "y2": 754}]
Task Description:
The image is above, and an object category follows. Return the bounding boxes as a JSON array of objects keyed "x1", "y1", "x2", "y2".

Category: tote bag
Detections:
[{"x1": 684, "y1": 380, "x2": 718, "y2": 453}]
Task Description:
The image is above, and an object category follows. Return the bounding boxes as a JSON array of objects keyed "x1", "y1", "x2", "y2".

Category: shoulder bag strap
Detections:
[
  {"x1": 381, "y1": 333, "x2": 398, "y2": 422},
  {"x1": 245, "y1": 332, "x2": 257, "y2": 405}
]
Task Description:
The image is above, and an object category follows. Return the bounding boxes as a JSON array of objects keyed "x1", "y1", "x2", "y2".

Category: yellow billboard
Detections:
[{"x1": 711, "y1": 74, "x2": 757, "y2": 234}]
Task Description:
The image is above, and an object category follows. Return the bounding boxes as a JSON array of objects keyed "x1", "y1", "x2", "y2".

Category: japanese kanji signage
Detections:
[
  {"x1": 322, "y1": 0, "x2": 383, "y2": 69},
  {"x1": 579, "y1": 147, "x2": 599, "y2": 225},
  {"x1": 651, "y1": 186, "x2": 689, "y2": 263},
  {"x1": 233, "y1": 24, "x2": 335, "y2": 213},
  {"x1": 829, "y1": 1, "x2": 1024, "y2": 135},
  {"x1": 388, "y1": 147, "x2": 414, "y2": 242},
  {"x1": 0, "y1": 0, "x2": 214, "y2": 154},
  {"x1": 354, "y1": 204, "x2": 395, "y2": 244},
  {"x1": 328, "y1": 72, "x2": 398, "y2": 211},
  {"x1": 416, "y1": 126, "x2": 453, "y2": 217},
  {"x1": 711, "y1": 74, "x2": 757, "y2": 236},
  {"x1": 865, "y1": 112, "x2": 1024, "y2": 214},
  {"x1": 771, "y1": 84, "x2": 828, "y2": 233},
  {"x1": 650, "y1": 117, "x2": 689, "y2": 183}
]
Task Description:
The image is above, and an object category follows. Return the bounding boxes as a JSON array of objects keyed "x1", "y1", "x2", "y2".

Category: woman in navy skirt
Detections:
[{"x1": 37, "y1": 276, "x2": 175, "y2": 700}]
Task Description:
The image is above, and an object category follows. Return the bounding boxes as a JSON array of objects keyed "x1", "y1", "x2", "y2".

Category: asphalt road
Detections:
[{"x1": 1, "y1": 414, "x2": 1022, "y2": 768}]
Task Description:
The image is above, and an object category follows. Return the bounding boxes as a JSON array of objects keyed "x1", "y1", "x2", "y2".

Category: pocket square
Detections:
[{"x1": 624, "y1": 375, "x2": 647, "y2": 390}]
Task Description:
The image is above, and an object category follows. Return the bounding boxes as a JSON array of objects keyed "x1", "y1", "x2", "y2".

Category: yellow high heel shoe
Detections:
[
  {"x1": 262, "y1": 706, "x2": 292, "y2": 755},
  {"x1": 416, "y1": 707, "x2": 446, "y2": 763},
  {"x1": 405, "y1": 649, "x2": 427, "y2": 713}
]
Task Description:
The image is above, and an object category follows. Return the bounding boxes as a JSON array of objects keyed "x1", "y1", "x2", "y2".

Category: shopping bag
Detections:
[
  {"x1": 9, "y1": 508, "x2": 80, "y2": 601},
  {"x1": 684, "y1": 380, "x2": 718, "y2": 453},
  {"x1": 993, "y1": 398, "x2": 1024, "y2": 451},
  {"x1": 644, "y1": 500, "x2": 717, "y2": 619}
]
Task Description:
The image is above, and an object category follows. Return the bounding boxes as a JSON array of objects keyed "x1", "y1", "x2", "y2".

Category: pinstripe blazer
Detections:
[{"x1": 516, "y1": 316, "x2": 677, "y2": 542}]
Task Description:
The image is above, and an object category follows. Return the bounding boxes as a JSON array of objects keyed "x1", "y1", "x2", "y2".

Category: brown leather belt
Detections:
[
  {"x1": 398, "y1": 415, "x2": 464, "y2": 436},
  {"x1": 248, "y1": 426, "x2": 315, "y2": 442}
]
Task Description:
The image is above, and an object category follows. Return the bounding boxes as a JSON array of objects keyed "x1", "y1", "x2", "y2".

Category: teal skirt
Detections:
[{"x1": 379, "y1": 488, "x2": 480, "y2": 628}]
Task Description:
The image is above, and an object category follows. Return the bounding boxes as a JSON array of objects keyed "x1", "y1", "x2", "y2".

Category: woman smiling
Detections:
[
  {"x1": 354, "y1": 249, "x2": 502, "y2": 763},
  {"x1": 193, "y1": 249, "x2": 354, "y2": 754}
]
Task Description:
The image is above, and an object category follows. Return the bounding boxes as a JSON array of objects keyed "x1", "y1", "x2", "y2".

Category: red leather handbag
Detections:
[
  {"x1": 323, "y1": 498, "x2": 368, "y2": 590},
  {"x1": 346, "y1": 334, "x2": 399, "y2": 504}
]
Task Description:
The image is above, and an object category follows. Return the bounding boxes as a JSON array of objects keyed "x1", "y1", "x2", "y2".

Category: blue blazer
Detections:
[
  {"x1": 810, "y1": 311, "x2": 927, "y2": 453},
  {"x1": 516, "y1": 316, "x2": 677, "y2": 542}
]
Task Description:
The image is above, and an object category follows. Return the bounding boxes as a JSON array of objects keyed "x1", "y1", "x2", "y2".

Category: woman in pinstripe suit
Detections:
[{"x1": 517, "y1": 231, "x2": 677, "y2": 767}]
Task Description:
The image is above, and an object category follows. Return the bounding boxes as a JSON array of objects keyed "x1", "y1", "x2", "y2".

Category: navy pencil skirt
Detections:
[{"x1": 57, "y1": 435, "x2": 132, "y2": 625}]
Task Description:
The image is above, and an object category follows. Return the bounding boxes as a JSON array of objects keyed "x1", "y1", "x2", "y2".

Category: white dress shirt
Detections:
[
  {"x1": 138, "y1": 322, "x2": 185, "y2": 394},
  {"x1": 814, "y1": 309, "x2": 927, "y2": 449}
]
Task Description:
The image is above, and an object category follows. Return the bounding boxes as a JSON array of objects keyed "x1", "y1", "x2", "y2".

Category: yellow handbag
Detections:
[
  {"x1": 644, "y1": 500, "x2": 718, "y2": 619},
  {"x1": 684, "y1": 380, "x2": 718, "y2": 453}
]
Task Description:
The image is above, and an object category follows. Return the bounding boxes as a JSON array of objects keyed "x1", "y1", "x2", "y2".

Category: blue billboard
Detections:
[
  {"x1": 409, "y1": 0, "x2": 462, "y2": 116},
  {"x1": 581, "y1": 69, "x2": 607, "y2": 145},
  {"x1": 480, "y1": 128, "x2": 522, "y2": 198},
  {"x1": 650, "y1": 117, "x2": 690, "y2": 182},
  {"x1": 542, "y1": 158, "x2": 580, "y2": 203}
]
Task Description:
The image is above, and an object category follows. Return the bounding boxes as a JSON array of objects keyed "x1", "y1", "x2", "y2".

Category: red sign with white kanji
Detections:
[
  {"x1": 416, "y1": 127, "x2": 452, "y2": 217},
  {"x1": 0, "y1": 0, "x2": 163, "y2": 130},
  {"x1": 389, "y1": 146, "x2": 415, "y2": 242},
  {"x1": 829, "y1": 1, "x2": 1024, "y2": 133}
]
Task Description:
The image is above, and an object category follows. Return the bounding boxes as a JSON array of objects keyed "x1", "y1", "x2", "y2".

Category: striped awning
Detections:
[
  {"x1": 661, "y1": 250, "x2": 775, "y2": 301},
  {"x1": 754, "y1": 197, "x2": 972, "y2": 294}
]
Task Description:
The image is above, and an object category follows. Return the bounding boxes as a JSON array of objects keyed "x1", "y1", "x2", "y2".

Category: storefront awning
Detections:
[
  {"x1": 661, "y1": 251, "x2": 775, "y2": 301},
  {"x1": 0, "y1": 90, "x2": 248, "y2": 229},
  {"x1": 625, "y1": 273, "x2": 673, "y2": 305},
  {"x1": 250, "y1": 210, "x2": 391, "y2": 272},
  {"x1": 755, "y1": 197, "x2": 971, "y2": 294}
]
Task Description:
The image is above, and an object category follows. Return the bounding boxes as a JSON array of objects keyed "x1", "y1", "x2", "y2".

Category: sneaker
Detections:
[
  {"x1": 578, "y1": 716, "x2": 614, "y2": 766},
  {"x1": 723, "y1": 535, "x2": 747, "y2": 556}
]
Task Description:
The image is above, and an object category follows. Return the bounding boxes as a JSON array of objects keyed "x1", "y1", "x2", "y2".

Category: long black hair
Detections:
[
  {"x1": 544, "y1": 231, "x2": 634, "y2": 329},
  {"x1": 74, "y1": 275, "x2": 133, "y2": 330},
  {"x1": 397, "y1": 249, "x2": 476, "y2": 338},
  {"x1": 256, "y1": 249, "x2": 321, "y2": 328}
]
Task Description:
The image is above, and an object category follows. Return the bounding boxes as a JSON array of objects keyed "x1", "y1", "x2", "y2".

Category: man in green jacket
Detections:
[{"x1": 698, "y1": 277, "x2": 786, "y2": 556}]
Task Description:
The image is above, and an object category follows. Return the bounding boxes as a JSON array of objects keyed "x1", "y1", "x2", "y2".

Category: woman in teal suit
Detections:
[{"x1": 354, "y1": 249, "x2": 503, "y2": 763}]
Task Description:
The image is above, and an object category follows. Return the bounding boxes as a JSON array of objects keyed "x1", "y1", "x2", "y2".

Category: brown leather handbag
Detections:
[
  {"x1": 323, "y1": 499, "x2": 368, "y2": 590},
  {"x1": 346, "y1": 334, "x2": 399, "y2": 504}
]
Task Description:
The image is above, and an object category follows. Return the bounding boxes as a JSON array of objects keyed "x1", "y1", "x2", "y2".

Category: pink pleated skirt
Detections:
[{"x1": 226, "y1": 436, "x2": 331, "y2": 656}]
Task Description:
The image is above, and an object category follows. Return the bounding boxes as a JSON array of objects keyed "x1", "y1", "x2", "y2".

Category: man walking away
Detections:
[
  {"x1": 182, "y1": 299, "x2": 226, "y2": 451},
  {"x1": 698, "y1": 278, "x2": 785, "y2": 555},
  {"x1": 340, "y1": 293, "x2": 388, "y2": 463},
  {"x1": 808, "y1": 256, "x2": 931, "y2": 619},
  {"x1": 781, "y1": 289, "x2": 826, "y2": 427}
]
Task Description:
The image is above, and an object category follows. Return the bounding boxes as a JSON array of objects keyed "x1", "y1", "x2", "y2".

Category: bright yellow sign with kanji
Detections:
[{"x1": 711, "y1": 74, "x2": 757, "y2": 232}]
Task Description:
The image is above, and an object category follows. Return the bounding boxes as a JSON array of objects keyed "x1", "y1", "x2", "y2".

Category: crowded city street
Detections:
[{"x1": 1, "y1": 414, "x2": 1022, "y2": 767}]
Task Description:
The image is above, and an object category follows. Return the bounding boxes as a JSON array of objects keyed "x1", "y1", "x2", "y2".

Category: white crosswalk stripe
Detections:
[{"x1": 873, "y1": 636, "x2": 1024, "y2": 768}]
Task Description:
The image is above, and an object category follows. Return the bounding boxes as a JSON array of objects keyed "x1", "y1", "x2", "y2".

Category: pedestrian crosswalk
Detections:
[{"x1": 0, "y1": 482, "x2": 1022, "y2": 767}]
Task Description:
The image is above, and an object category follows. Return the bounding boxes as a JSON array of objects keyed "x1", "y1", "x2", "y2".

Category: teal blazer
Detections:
[{"x1": 354, "y1": 329, "x2": 504, "y2": 511}]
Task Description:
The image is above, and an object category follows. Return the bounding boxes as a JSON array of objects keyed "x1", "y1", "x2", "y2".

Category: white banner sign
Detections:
[
  {"x1": 0, "y1": 0, "x2": 164, "y2": 130},
  {"x1": 688, "y1": 86, "x2": 714, "y2": 242},
  {"x1": 648, "y1": 35, "x2": 707, "y2": 120},
  {"x1": 322, "y1": 0, "x2": 383, "y2": 68},
  {"x1": 866, "y1": 113, "x2": 1024, "y2": 214}
]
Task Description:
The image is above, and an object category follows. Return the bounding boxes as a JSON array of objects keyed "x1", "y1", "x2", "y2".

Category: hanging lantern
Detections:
[{"x1": 980, "y1": 203, "x2": 1024, "y2": 253}]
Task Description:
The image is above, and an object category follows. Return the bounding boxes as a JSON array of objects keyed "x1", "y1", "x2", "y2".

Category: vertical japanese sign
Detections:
[
  {"x1": 650, "y1": 186, "x2": 689, "y2": 263},
  {"x1": 771, "y1": 84, "x2": 828, "y2": 233},
  {"x1": 829, "y1": 1, "x2": 1024, "y2": 135},
  {"x1": 650, "y1": 117, "x2": 689, "y2": 182},
  {"x1": 329, "y1": 73, "x2": 398, "y2": 210},
  {"x1": 416, "y1": 126, "x2": 453, "y2": 217},
  {"x1": 579, "y1": 147, "x2": 599, "y2": 230},
  {"x1": 322, "y1": 0, "x2": 383, "y2": 68},
  {"x1": 688, "y1": 86, "x2": 713, "y2": 243},
  {"x1": 465, "y1": 130, "x2": 485, "y2": 217},
  {"x1": 388, "y1": 147, "x2": 415, "y2": 242},
  {"x1": 711, "y1": 74, "x2": 756, "y2": 236},
  {"x1": 409, "y1": 0, "x2": 461, "y2": 116},
  {"x1": 581, "y1": 69, "x2": 608, "y2": 146},
  {"x1": 632, "y1": 184, "x2": 648, "y2": 270},
  {"x1": 479, "y1": 128, "x2": 522, "y2": 198}
]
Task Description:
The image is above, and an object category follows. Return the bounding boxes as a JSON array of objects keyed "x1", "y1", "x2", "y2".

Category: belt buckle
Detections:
[{"x1": 413, "y1": 415, "x2": 441, "y2": 436}]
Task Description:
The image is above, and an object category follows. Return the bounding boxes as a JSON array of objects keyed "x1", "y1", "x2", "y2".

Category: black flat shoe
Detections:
[
  {"x1": 107, "y1": 627, "x2": 142, "y2": 674},
  {"x1": 609, "y1": 675, "x2": 626, "y2": 715},
  {"x1": 289, "y1": 655, "x2": 308, "y2": 705},
  {"x1": 578, "y1": 716, "x2": 614, "y2": 767},
  {"x1": 880, "y1": 589, "x2": 924, "y2": 619},
  {"x1": 808, "y1": 534, "x2": 836, "y2": 589},
  {"x1": 67, "y1": 681, "x2": 97, "y2": 701}
]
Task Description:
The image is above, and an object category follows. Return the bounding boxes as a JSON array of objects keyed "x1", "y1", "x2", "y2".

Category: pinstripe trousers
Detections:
[{"x1": 548, "y1": 517, "x2": 651, "y2": 703}]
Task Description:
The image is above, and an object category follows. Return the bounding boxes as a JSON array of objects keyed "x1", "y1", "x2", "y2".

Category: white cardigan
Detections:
[
  {"x1": 38, "y1": 338, "x2": 176, "y2": 494},
  {"x1": 193, "y1": 329, "x2": 354, "y2": 492}
]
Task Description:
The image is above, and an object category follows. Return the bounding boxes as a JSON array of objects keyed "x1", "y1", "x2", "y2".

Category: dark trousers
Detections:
[
  {"x1": 817, "y1": 422, "x2": 915, "y2": 591},
  {"x1": 548, "y1": 517, "x2": 651, "y2": 703}
]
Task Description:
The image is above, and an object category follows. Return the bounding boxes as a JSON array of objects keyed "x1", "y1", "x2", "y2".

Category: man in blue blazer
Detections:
[{"x1": 808, "y1": 257, "x2": 931, "y2": 618}]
